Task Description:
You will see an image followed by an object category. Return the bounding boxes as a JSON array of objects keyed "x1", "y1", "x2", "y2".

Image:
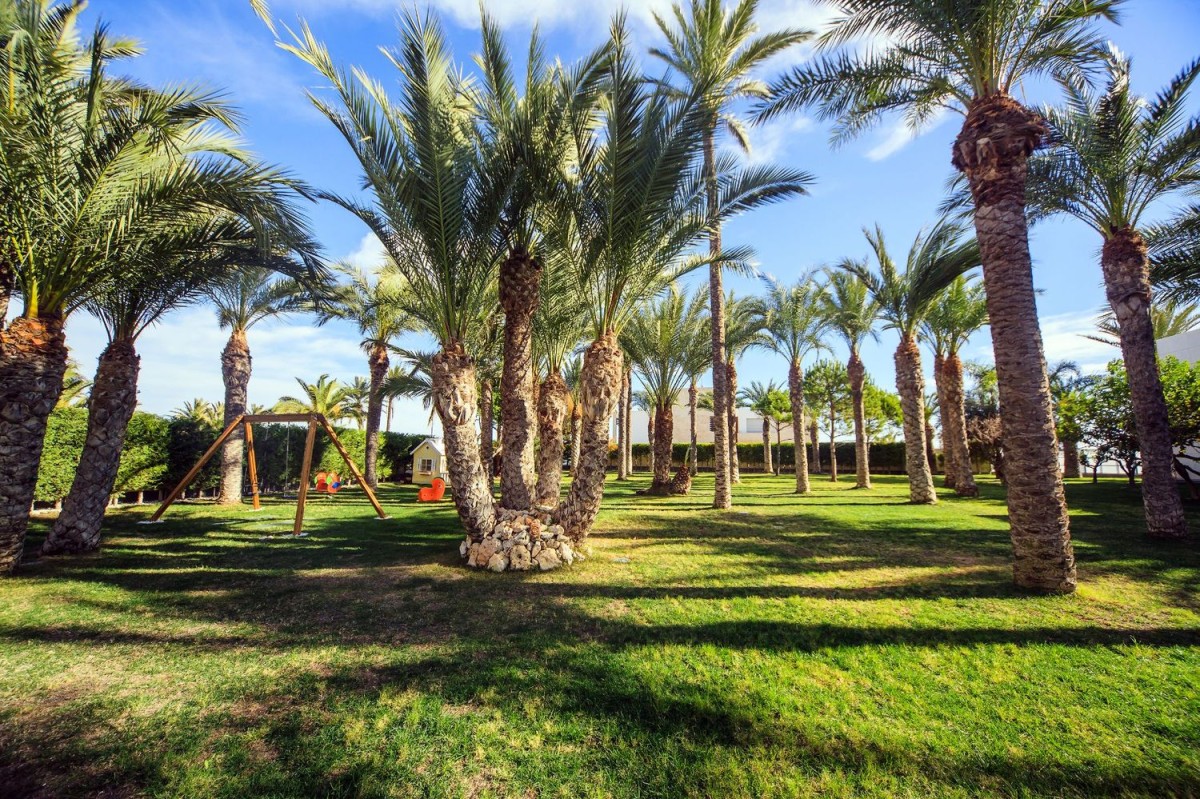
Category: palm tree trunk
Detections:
[
  {"x1": 0, "y1": 259, "x2": 11, "y2": 321},
  {"x1": 688, "y1": 378, "x2": 699, "y2": 475},
  {"x1": 647, "y1": 413, "x2": 655, "y2": 477},
  {"x1": 649, "y1": 403, "x2": 674, "y2": 493},
  {"x1": 42, "y1": 339, "x2": 140, "y2": 555},
  {"x1": 810, "y1": 419, "x2": 820, "y2": 474},
  {"x1": 775, "y1": 424, "x2": 783, "y2": 475},
  {"x1": 217, "y1": 329, "x2": 251, "y2": 505},
  {"x1": 828, "y1": 401, "x2": 838, "y2": 482},
  {"x1": 761, "y1": 418, "x2": 772, "y2": 474},
  {"x1": 570, "y1": 404, "x2": 581, "y2": 477},
  {"x1": 623, "y1": 370, "x2": 633, "y2": 475},
  {"x1": 894, "y1": 334, "x2": 937, "y2": 504},
  {"x1": 848, "y1": 349, "x2": 871, "y2": 489},
  {"x1": 953, "y1": 95, "x2": 1074, "y2": 591},
  {"x1": 942, "y1": 353, "x2": 978, "y2": 498},
  {"x1": 705, "y1": 127, "x2": 732, "y2": 509},
  {"x1": 364, "y1": 344, "x2": 389, "y2": 488},
  {"x1": 535, "y1": 371, "x2": 569, "y2": 507},
  {"x1": 728, "y1": 362, "x2": 740, "y2": 483},
  {"x1": 925, "y1": 420, "x2": 938, "y2": 478},
  {"x1": 480, "y1": 378, "x2": 494, "y2": 486},
  {"x1": 557, "y1": 333, "x2": 622, "y2": 541},
  {"x1": 616, "y1": 370, "x2": 628, "y2": 480},
  {"x1": 0, "y1": 316, "x2": 68, "y2": 574},
  {"x1": 1062, "y1": 439, "x2": 1080, "y2": 479},
  {"x1": 431, "y1": 344, "x2": 496, "y2": 540},
  {"x1": 932, "y1": 352, "x2": 957, "y2": 489},
  {"x1": 1102, "y1": 228, "x2": 1188, "y2": 539},
  {"x1": 498, "y1": 247, "x2": 541, "y2": 509},
  {"x1": 788, "y1": 359, "x2": 810, "y2": 493}
]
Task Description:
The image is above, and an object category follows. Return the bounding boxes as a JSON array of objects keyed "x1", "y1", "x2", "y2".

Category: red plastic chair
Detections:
[{"x1": 417, "y1": 477, "x2": 446, "y2": 502}]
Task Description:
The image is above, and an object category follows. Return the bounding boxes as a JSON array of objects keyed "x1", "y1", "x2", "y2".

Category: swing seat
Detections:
[{"x1": 417, "y1": 478, "x2": 446, "y2": 502}]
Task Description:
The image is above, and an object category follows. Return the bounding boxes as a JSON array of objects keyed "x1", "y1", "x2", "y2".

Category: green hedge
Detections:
[{"x1": 606, "y1": 440, "x2": 958, "y2": 475}]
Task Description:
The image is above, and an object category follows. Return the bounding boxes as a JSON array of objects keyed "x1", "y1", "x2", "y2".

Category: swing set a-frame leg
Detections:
[
  {"x1": 150, "y1": 414, "x2": 246, "y2": 521},
  {"x1": 317, "y1": 416, "x2": 389, "y2": 519}
]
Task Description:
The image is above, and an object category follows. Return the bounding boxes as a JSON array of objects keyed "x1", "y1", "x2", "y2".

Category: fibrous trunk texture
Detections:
[
  {"x1": 557, "y1": 333, "x2": 622, "y2": 541},
  {"x1": 1101, "y1": 228, "x2": 1188, "y2": 539},
  {"x1": 848, "y1": 350, "x2": 871, "y2": 489},
  {"x1": 647, "y1": 413, "x2": 655, "y2": 477},
  {"x1": 953, "y1": 94, "x2": 1075, "y2": 592},
  {"x1": 926, "y1": 421, "x2": 938, "y2": 478},
  {"x1": 706, "y1": 128, "x2": 731, "y2": 509},
  {"x1": 688, "y1": 379, "x2": 699, "y2": 475},
  {"x1": 498, "y1": 247, "x2": 541, "y2": 509},
  {"x1": 761, "y1": 418, "x2": 772, "y2": 474},
  {"x1": 365, "y1": 343, "x2": 389, "y2": 488},
  {"x1": 933, "y1": 353, "x2": 957, "y2": 489},
  {"x1": 0, "y1": 316, "x2": 68, "y2": 574},
  {"x1": 940, "y1": 353, "x2": 978, "y2": 497},
  {"x1": 828, "y1": 402, "x2": 838, "y2": 482},
  {"x1": 728, "y1": 362, "x2": 740, "y2": 483},
  {"x1": 616, "y1": 370, "x2": 628, "y2": 480},
  {"x1": 431, "y1": 345, "x2": 496, "y2": 540},
  {"x1": 1063, "y1": 440, "x2": 1080, "y2": 479},
  {"x1": 43, "y1": 339, "x2": 140, "y2": 555},
  {"x1": 0, "y1": 258, "x2": 11, "y2": 321},
  {"x1": 480, "y1": 378, "x2": 494, "y2": 486},
  {"x1": 535, "y1": 372, "x2": 569, "y2": 507},
  {"x1": 809, "y1": 419, "x2": 820, "y2": 474},
  {"x1": 788, "y1": 359, "x2": 810, "y2": 494},
  {"x1": 649, "y1": 403, "x2": 674, "y2": 493},
  {"x1": 570, "y1": 404, "x2": 581, "y2": 477},
  {"x1": 217, "y1": 329, "x2": 250, "y2": 505},
  {"x1": 894, "y1": 335, "x2": 937, "y2": 505}
]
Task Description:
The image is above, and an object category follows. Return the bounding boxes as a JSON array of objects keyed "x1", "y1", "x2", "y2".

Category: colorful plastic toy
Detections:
[
  {"x1": 315, "y1": 471, "x2": 341, "y2": 494},
  {"x1": 417, "y1": 477, "x2": 446, "y2": 502}
]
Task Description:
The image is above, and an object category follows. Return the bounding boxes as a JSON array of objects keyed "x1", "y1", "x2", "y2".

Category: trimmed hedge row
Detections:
[
  {"x1": 607, "y1": 441, "x2": 990, "y2": 475},
  {"x1": 36, "y1": 408, "x2": 428, "y2": 503}
]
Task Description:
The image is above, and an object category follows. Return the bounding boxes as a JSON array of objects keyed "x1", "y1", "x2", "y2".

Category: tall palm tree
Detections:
[
  {"x1": 274, "y1": 375, "x2": 356, "y2": 421},
  {"x1": 0, "y1": 3, "x2": 316, "y2": 573},
  {"x1": 921, "y1": 275, "x2": 988, "y2": 497},
  {"x1": 722, "y1": 293, "x2": 767, "y2": 483},
  {"x1": 549, "y1": 16, "x2": 810, "y2": 539},
  {"x1": 842, "y1": 220, "x2": 979, "y2": 505},
  {"x1": 756, "y1": 1, "x2": 1121, "y2": 591},
  {"x1": 651, "y1": 0, "x2": 812, "y2": 510},
  {"x1": 210, "y1": 268, "x2": 307, "y2": 505},
  {"x1": 42, "y1": 219, "x2": 300, "y2": 555},
  {"x1": 739, "y1": 379, "x2": 786, "y2": 474},
  {"x1": 820, "y1": 268, "x2": 879, "y2": 489},
  {"x1": 476, "y1": 14, "x2": 605, "y2": 511},
  {"x1": 315, "y1": 263, "x2": 413, "y2": 488},
  {"x1": 270, "y1": 9, "x2": 507, "y2": 539},
  {"x1": 1029, "y1": 50, "x2": 1197, "y2": 539},
  {"x1": 753, "y1": 274, "x2": 827, "y2": 494},
  {"x1": 621, "y1": 286, "x2": 710, "y2": 493},
  {"x1": 682, "y1": 314, "x2": 714, "y2": 477}
]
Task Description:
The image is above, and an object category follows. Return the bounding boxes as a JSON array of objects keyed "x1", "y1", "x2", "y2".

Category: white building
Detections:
[{"x1": 627, "y1": 387, "x2": 797, "y2": 445}]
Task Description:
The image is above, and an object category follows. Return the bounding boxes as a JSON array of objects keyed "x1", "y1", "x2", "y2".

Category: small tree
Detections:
[{"x1": 803, "y1": 360, "x2": 852, "y2": 481}]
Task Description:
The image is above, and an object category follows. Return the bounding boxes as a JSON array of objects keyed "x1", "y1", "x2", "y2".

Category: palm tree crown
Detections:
[
  {"x1": 921, "y1": 275, "x2": 989, "y2": 358},
  {"x1": 621, "y1": 286, "x2": 710, "y2": 410}
]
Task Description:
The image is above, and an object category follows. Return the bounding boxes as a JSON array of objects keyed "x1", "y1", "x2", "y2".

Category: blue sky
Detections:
[{"x1": 48, "y1": 0, "x2": 1200, "y2": 434}]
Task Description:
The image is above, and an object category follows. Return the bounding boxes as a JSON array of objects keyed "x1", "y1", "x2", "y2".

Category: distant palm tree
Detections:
[
  {"x1": 1029, "y1": 50, "x2": 1199, "y2": 539},
  {"x1": 739, "y1": 379, "x2": 787, "y2": 474},
  {"x1": 753, "y1": 274, "x2": 827, "y2": 494},
  {"x1": 56, "y1": 362, "x2": 91, "y2": 409},
  {"x1": 1047, "y1": 360, "x2": 1084, "y2": 478},
  {"x1": 1088, "y1": 298, "x2": 1200, "y2": 347},
  {"x1": 722, "y1": 293, "x2": 767, "y2": 483},
  {"x1": 274, "y1": 375, "x2": 356, "y2": 422},
  {"x1": 651, "y1": 0, "x2": 813, "y2": 509},
  {"x1": 173, "y1": 399, "x2": 223, "y2": 428},
  {"x1": 922, "y1": 275, "x2": 989, "y2": 497},
  {"x1": 210, "y1": 268, "x2": 307, "y2": 504},
  {"x1": 841, "y1": 220, "x2": 978, "y2": 505},
  {"x1": 756, "y1": 0, "x2": 1119, "y2": 591},
  {"x1": 343, "y1": 377, "x2": 371, "y2": 430},
  {"x1": 820, "y1": 269, "x2": 879, "y2": 489}
]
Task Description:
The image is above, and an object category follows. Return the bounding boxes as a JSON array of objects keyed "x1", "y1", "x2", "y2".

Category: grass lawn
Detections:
[{"x1": 1, "y1": 473, "x2": 1198, "y2": 798}]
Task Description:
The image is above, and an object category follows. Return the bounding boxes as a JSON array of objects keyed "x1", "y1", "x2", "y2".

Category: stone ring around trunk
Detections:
[{"x1": 460, "y1": 507, "x2": 582, "y2": 572}]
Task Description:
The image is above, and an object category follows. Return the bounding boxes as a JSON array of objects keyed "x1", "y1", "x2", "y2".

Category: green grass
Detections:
[{"x1": 1, "y1": 474, "x2": 1198, "y2": 798}]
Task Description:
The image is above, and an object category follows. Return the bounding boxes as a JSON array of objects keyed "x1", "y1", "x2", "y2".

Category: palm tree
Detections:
[
  {"x1": 756, "y1": 1, "x2": 1121, "y2": 590},
  {"x1": 841, "y1": 220, "x2": 979, "y2": 505},
  {"x1": 722, "y1": 293, "x2": 767, "y2": 483},
  {"x1": 1087, "y1": 298, "x2": 1200, "y2": 347},
  {"x1": 753, "y1": 274, "x2": 827, "y2": 494},
  {"x1": 0, "y1": 4, "x2": 316, "y2": 573},
  {"x1": 739, "y1": 380, "x2": 787, "y2": 474},
  {"x1": 804, "y1": 360, "x2": 851, "y2": 482},
  {"x1": 563, "y1": 355, "x2": 584, "y2": 477},
  {"x1": 549, "y1": 16, "x2": 810, "y2": 538},
  {"x1": 172, "y1": 399, "x2": 223, "y2": 427},
  {"x1": 271, "y1": 9, "x2": 507, "y2": 539},
  {"x1": 343, "y1": 376, "x2": 371, "y2": 430},
  {"x1": 210, "y1": 268, "x2": 308, "y2": 505},
  {"x1": 1047, "y1": 360, "x2": 1084, "y2": 478},
  {"x1": 1029, "y1": 50, "x2": 1197, "y2": 539},
  {"x1": 921, "y1": 275, "x2": 989, "y2": 497},
  {"x1": 622, "y1": 287, "x2": 710, "y2": 493},
  {"x1": 56, "y1": 361, "x2": 90, "y2": 409},
  {"x1": 274, "y1": 375, "x2": 356, "y2": 421},
  {"x1": 682, "y1": 319, "x2": 714, "y2": 477},
  {"x1": 651, "y1": 0, "x2": 813, "y2": 510},
  {"x1": 315, "y1": 263, "x2": 413, "y2": 487},
  {"x1": 820, "y1": 269, "x2": 879, "y2": 489}
]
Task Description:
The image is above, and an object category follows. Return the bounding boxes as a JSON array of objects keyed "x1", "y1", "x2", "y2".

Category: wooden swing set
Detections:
[{"x1": 150, "y1": 413, "x2": 388, "y2": 535}]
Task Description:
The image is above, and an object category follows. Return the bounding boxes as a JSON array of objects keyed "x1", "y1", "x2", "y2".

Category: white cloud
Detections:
[
  {"x1": 865, "y1": 109, "x2": 950, "y2": 161},
  {"x1": 1037, "y1": 309, "x2": 1119, "y2": 373},
  {"x1": 733, "y1": 116, "x2": 815, "y2": 164},
  {"x1": 342, "y1": 231, "x2": 387, "y2": 272}
]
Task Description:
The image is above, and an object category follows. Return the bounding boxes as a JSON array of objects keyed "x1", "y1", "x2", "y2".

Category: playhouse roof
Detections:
[{"x1": 411, "y1": 437, "x2": 444, "y2": 456}]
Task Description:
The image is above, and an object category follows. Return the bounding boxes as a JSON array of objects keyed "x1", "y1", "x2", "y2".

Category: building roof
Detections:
[{"x1": 410, "y1": 437, "x2": 445, "y2": 456}]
